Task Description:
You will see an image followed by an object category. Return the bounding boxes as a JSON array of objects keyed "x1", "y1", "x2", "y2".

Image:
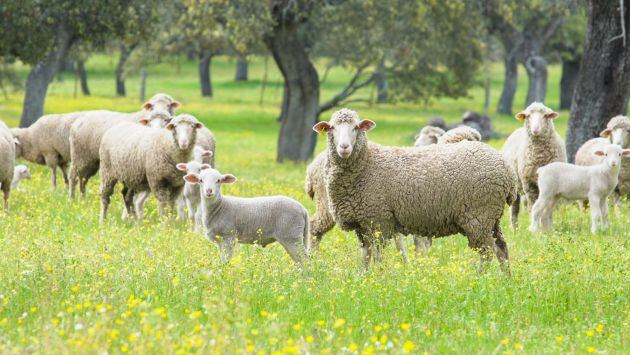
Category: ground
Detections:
[{"x1": 0, "y1": 56, "x2": 627, "y2": 353}]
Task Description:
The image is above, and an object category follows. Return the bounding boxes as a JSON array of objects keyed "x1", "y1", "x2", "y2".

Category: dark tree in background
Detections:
[
  {"x1": 566, "y1": 0, "x2": 630, "y2": 162},
  {"x1": 235, "y1": 56, "x2": 248, "y2": 81}
]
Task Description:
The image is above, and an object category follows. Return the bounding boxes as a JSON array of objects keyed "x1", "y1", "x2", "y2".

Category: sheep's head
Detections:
[
  {"x1": 142, "y1": 93, "x2": 181, "y2": 115},
  {"x1": 193, "y1": 146, "x2": 213, "y2": 165},
  {"x1": 166, "y1": 114, "x2": 203, "y2": 151},
  {"x1": 414, "y1": 125, "x2": 445, "y2": 146},
  {"x1": 13, "y1": 165, "x2": 31, "y2": 181},
  {"x1": 438, "y1": 126, "x2": 482, "y2": 144},
  {"x1": 139, "y1": 108, "x2": 172, "y2": 128},
  {"x1": 594, "y1": 144, "x2": 630, "y2": 170},
  {"x1": 600, "y1": 115, "x2": 630, "y2": 148},
  {"x1": 184, "y1": 167, "x2": 236, "y2": 201},
  {"x1": 515, "y1": 102, "x2": 558, "y2": 137},
  {"x1": 176, "y1": 160, "x2": 210, "y2": 178},
  {"x1": 313, "y1": 108, "x2": 375, "y2": 159}
]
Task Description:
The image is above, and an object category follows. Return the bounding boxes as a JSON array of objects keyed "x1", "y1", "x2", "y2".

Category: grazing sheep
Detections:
[
  {"x1": 530, "y1": 144, "x2": 630, "y2": 234},
  {"x1": 414, "y1": 126, "x2": 445, "y2": 146},
  {"x1": 69, "y1": 93, "x2": 179, "y2": 199},
  {"x1": 176, "y1": 154, "x2": 214, "y2": 229},
  {"x1": 501, "y1": 102, "x2": 566, "y2": 228},
  {"x1": 184, "y1": 167, "x2": 310, "y2": 263},
  {"x1": 99, "y1": 114, "x2": 202, "y2": 221},
  {"x1": 0, "y1": 119, "x2": 16, "y2": 210},
  {"x1": 437, "y1": 126, "x2": 482, "y2": 144},
  {"x1": 11, "y1": 165, "x2": 31, "y2": 189},
  {"x1": 313, "y1": 109, "x2": 516, "y2": 272},
  {"x1": 575, "y1": 115, "x2": 630, "y2": 209}
]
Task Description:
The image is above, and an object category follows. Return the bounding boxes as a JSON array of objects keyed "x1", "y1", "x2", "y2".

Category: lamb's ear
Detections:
[
  {"x1": 183, "y1": 173, "x2": 201, "y2": 184},
  {"x1": 170, "y1": 101, "x2": 181, "y2": 110},
  {"x1": 194, "y1": 122, "x2": 203, "y2": 129},
  {"x1": 594, "y1": 150, "x2": 605, "y2": 156},
  {"x1": 414, "y1": 134, "x2": 421, "y2": 140},
  {"x1": 139, "y1": 118, "x2": 150, "y2": 126},
  {"x1": 622, "y1": 149, "x2": 630, "y2": 156},
  {"x1": 600, "y1": 128, "x2": 611, "y2": 138},
  {"x1": 544, "y1": 112, "x2": 559, "y2": 119},
  {"x1": 200, "y1": 164, "x2": 211, "y2": 170},
  {"x1": 515, "y1": 112, "x2": 526, "y2": 121},
  {"x1": 176, "y1": 163, "x2": 188, "y2": 171},
  {"x1": 201, "y1": 150, "x2": 213, "y2": 157},
  {"x1": 358, "y1": 119, "x2": 376, "y2": 132},
  {"x1": 313, "y1": 121, "x2": 332, "y2": 134},
  {"x1": 166, "y1": 122, "x2": 175, "y2": 131},
  {"x1": 143, "y1": 102, "x2": 153, "y2": 111},
  {"x1": 221, "y1": 174, "x2": 237, "y2": 184}
]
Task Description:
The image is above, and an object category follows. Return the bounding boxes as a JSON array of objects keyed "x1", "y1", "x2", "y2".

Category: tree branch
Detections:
[{"x1": 318, "y1": 66, "x2": 376, "y2": 114}]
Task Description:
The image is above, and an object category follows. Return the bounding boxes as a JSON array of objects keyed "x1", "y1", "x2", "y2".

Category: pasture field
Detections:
[{"x1": 0, "y1": 56, "x2": 628, "y2": 354}]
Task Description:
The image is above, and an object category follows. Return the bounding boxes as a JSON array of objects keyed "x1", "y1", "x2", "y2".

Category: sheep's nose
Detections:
[
  {"x1": 340, "y1": 143, "x2": 350, "y2": 150},
  {"x1": 205, "y1": 188, "x2": 213, "y2": 195}
]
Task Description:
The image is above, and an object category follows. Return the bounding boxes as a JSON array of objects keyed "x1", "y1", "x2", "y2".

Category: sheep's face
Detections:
[
  {"x1": 516, "y1": 102, "x2": 558, "y2": 137},
  {"x1": 142, "y1": 93, "x2": 180, "y2": 115},
  {"x1": 594, "y1": 144, "x2": 630, "y2": 169},
  {"x1": 313, "y1": 109, "x2": 375, "y2": 159},
  {"x1": 14, "y1": 165, "x2": 31, "y2": 180},
  {"x1": 139, "y1": 108, "x2": 172, "y2": 128},
  {"x1": 184, "y1": 167, "x2": 236, "y2": 201},
  {"x1": 176, "y1": 161, "x2": 209, "y2": 178},
  {"x1": 167, "y1": 116, "x2": 203, "y2": 151},
  {"x1": 601, "y1": 127, "x2": 630, "y2": 148},
  {"x1": 414, "y1": 126, "x2": 444, "y2": 147},
  {"x1": 193, "y1": 146, "x2": 213, "y2": 164}
]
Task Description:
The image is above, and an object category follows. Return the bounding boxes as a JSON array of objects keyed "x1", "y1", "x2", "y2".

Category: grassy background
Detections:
[{"x1": 0, "y1": 55, "x2": 627, "y2": 354}]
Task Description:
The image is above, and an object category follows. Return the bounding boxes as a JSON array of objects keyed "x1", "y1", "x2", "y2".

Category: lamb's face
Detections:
[
  {"x1": 193, "y1": 146, "x2": 213, "y2": 164},
  {"x1": 594, "y1": 144, "x2": 630, "y2": 169},
  {"x1": 139, "y1": 108, "x2": 172, "y2": 128},
  {"x1": 313, "y1": 109, "x2": 375, "y2": 159},
  {"x1": 176, "y1": 161, "x2": 208, "y2": 176},
  {"x1": 14, "y1": 165, "x2": 31, "y2": 180},
  {"x1": 602, "y1": 127, "x2": 630, "y2": 148},
  {"x1": 516, "y1": 102, "x2": 558, "y2": 137},
  {"x1": 143, "y1": 93, "x2": 180, "y2": 115},
  {"x1": 184, "y1": 168, "x2": 236, "y2": 201},
  {"x1": 414, "y1": 126, "x2": 444, "y2": 147},
  {"x1": 166, "y1": 116, "x2": 203, "y2": 151}
]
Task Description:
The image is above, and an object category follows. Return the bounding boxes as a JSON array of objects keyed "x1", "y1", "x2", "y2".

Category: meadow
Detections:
[{"x1": 0, "y1": 56, "x2": 628, "y2": 354}]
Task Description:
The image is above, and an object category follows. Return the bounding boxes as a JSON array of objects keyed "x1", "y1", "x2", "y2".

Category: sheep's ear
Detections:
[
  {"x1": 176, "y1": 163, "x2": 188, "y2": 171},
  {"x1": 170, "y1": 101, "x2": 181, "y2": 110},
  {"x1": 200, "y1": 164, "x2": 211, "y2": 170},
  {"x1": 515, "y1": 112, "x2": 526, "y2": 121},
  {"x1": 13, "y1": 138, "x2": 20, "y2": 146},
  {"x1": 600, "y1": 128, "x2": 611, "y2": 138},
  {"x1": 143, "y1": 102, "x2": 153, "y2": 111},
  {"x1": 358, "y1": 119, "x2": 376, "y2": 132},
  {"x1": 201, "y1": 150, "x2": 213, "y2": 157},
  {"x1": 221, "y1": 174, "x2": 237, "y2": 184},
  {"x1": 139, "y1": 118, "x2": 150, "y2": 126},
  {"x1": 594, "y1": 150, "x2": 605, "y2": 156},
  {"x1": 166, "y1": 122, "x2": 175, "y2": 131},
  {"x1": 414, "y1": 134, "x2": 421, "y2": 140},
  {"x1": 313, "y1": 121, "x2": 332, "y2": 134},
  {"x1": 544, "y1": 112, "x2": 559, "y2": 119},
  {"x1": 622, "y1": 149, "x2": 630, "y2": 156},
  {"x1": 184, "y1": 173, "x2": 201, "y2": 184},
  {"x1": 194, "y1": 122, "x2": 203, "y2": 129}
]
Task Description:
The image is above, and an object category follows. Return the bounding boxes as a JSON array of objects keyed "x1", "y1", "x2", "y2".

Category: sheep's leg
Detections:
[
  {"x1": 43, "y1": 154, "x2": 59, "y2": 190},
  {"x1": 394, "y1": 235, "x2": 408, "y2": 262},
  {"x1": 529, "y1": 195, "x2": 552, "y2": 233},
  {"x1": 99, "y1": 179, "x2": 116, "y2": 222},
  {"x1": 588, "y1": 195, "x2": 602, "y2": 234},
  {"x1": 542, "y1": 199, "x2": 556, "y2": 231},
  {"x1": 133, "y1": 191, "x2": 149, "y2": 220},
  {"x1": 600, "y1": 197, "x2": 609, "y2": 231},
  {"x1": 60, "y1": 163, "x2": 70, "y2": 188},
  {"x1": 69, "y1": 165, "x2": 78, "y2": 199},
  {"x1": 492, "y1": 221, "x2": 510, "y2": 276},
  {"x1": 413, "y1": 236, "x2": 432, "y2": 257},
  {"x1": 278, "y1": 238, "x2": 308, "y2": 265},
  {"x1": 510, "y1": 194, "x2": 521, "y2": 228},
  {"x1": 122, "y1": 186, "x2": 136, "y2": 220},
  {"x1": 309, "y1": 211, "x2": 335, "y2": 250},
  {"x1": 1, "y1": 180, "x2": 10, "y2": 212},
  {"x1": 218, "y1": 236, "x2": 235, "y2": 263},
  {"x1": 79, "y1": 177, "x2": 88, "y2": 199},
  {"x1": 186, "y1": 199, "x2": 195, "y2": 220},
  {"x1": 177, "y1": 195, "x2": 186, "y2": 220}
]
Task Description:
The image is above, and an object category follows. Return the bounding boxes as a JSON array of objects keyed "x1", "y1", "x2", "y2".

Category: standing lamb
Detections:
[
  {"x1": 69, "y1": 93, "x2": 180, "y2": 199},
  {"x1": 575, "y1": 115, "x2": 630, "y2": 209},
  {"x1": 176, "y1": 152, "x2": 214, "y2": 229},
  {"x1": 11, "y1": 165, "x2": 32, "y2": 189},
  {"x1": 530, "y1": 144, "x2": 630, "y2": 234},
  {"x1": 184, "y1": 167, "x2": 310, "y2": 263},
  {"x1": 313, "y1": 109, "x2": 516, "y2": 272},
  {"x1": 0, "y1": 119, "x2": 16, "y2": 211},
  {"x1": 99, "y1": 114, "x2": 203, "y2": 221},
  {"x1": 501, "y1": 102, "x2": 566, "y2": 228}
]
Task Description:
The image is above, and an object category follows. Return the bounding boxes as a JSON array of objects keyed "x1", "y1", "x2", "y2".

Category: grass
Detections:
[{"x1": 0, "y1": 55, "x2": 628, "y2": 354}]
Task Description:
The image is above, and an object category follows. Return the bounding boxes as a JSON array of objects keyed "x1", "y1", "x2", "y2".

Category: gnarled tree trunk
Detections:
[
  {"x1": 77, "y1": 60, "x2": 90, "y2": 96},
  {"x1": 115, "y1": 44, "x2": 134, "y2": 97},
  {"x1": 498, "y1": 50, "x2": 519, "y2": 115},
  {"x1": 559, "y1": 58, "x2": 580, "y2": 110},
  {"x1": 566, "y1": 0, "x2": 630, "y2": 162},
  {"x1": 235, "y1": 56, "x2": 248, "y2": 81},
  {"x1": 199, "y1": 52, "x2": 213, "y2": 97},
  {"x1": 524, "y1": 55, "x2": 548, "y2": 106}
]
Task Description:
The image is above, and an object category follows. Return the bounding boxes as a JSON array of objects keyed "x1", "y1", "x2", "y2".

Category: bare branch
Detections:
[
  {"x1": 318, "y1": 66, "x2": 376, "y2": 114},
  {"x1": 609, "y1": 0, "x2": 626, "y2": 46}
]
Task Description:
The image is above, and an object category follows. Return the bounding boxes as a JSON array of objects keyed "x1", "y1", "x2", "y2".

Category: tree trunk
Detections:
[
  {"x1": 139, "y1": 66, "x2": 147, "y2": 103},
  {"x1": 199, "y1": 52, "x2": 213, "y2": 97},
  {"x1": 566, "y1": 0, "x2": 630, "y2": 162},
  {"x1": 115, "y1": 44, "x2": 133, "y2": 97},
  {"x1": 559, "y1": 58, "x2": 580, "y2": 110},
  {"x1": 524, "y1": 55, "x2": 548, "y2": 106},
  {"x1": 235, "y1": 56, "x2": 248, "y2": 81},
  {"x1": 77, "y1": 60, "x2": 90, "y2": 96},
  {"x1": 265, "y1": 20, "x2": 319, "y2": 162},
  {"x1": 498, "y1": 50, "x2": 519, "y2": 115},
  {"x1": 375, "y1": 61, "x2": 388, "y2": 104},
  {"x1": 19, "y1": 28, "x2": 72, "y2": 127}
]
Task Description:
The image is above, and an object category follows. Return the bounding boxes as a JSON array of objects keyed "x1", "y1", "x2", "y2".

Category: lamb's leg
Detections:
[
  {"x1": 278, "y1": 238, "x2": 308, "y2": 265},
  {"x1": 60, "y1": 163, "x2": 70, "y2": 188},
  {"x1": 1, "y1": 180, "x2": 10, "y2": 211},
  {"x1": 542, "y1": 199, "x2": 556, "y2": 231},
  {"x1": 176, "y1": 195, "x2": 186, "y2": 220},
  {"x1": 600, "y1": 196, "x2": 609, "y2": 231},
  {"x1": 99, "y1": 179, "x2": 116, "y2": 222},
  {"x1": 69, "y1": 165, "x2": 78, "y2": 199},
  {"x1": 133, "y1": 191, "x2": 149, "y2": 220},
  {"x1": 529, "y1": 195, "x2": 552, "y2": 233},
  {"x1": 218, "y1": 236, "x2": 235, "y2": 263},
  {"x1": 394, "y1": 235, "x2": 408, "y2": 262},
  {"x1": 492, "y1": 221, "x2": 510, "y2": 276},
  {"x1": 510, "y1": 194, "x2": 521, "y2": 228},
  {"x1": 588, "y1": 195, "x2": 602, "y2": 234},
  {"x1": 413, "y1": 236, "x2": 432, "y2": 257}
]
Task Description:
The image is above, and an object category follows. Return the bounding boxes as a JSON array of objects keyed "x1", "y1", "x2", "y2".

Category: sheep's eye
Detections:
[{"x1": 216, "y1": 179, "x2": 221, "y2": 183}]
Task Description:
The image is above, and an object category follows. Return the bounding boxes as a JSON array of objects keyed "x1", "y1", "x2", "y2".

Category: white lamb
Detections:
[
  {"x1": 11, "y1": 165, "x2": 32, "y2": 189},
  {"x1": 176, "y1": 156, "x2": 213, "y2": 229},
  {"x1": 530, "y1": 144, "x2": 630, "y2": 234}
]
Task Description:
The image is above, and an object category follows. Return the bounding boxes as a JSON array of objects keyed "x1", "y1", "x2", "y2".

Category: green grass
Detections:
[{"x1": 0, "y1": 55, "x2": 628, "y2": 354}]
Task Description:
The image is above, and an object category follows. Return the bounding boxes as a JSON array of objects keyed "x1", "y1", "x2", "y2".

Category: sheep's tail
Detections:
[{"x1": 303, "y1": 209, "x2": 312, "y2": 254}]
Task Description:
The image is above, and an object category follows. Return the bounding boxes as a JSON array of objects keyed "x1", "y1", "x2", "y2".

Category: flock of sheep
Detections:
[{"x1": 0, "y1": 95, "x2": 628, "y2": 272}]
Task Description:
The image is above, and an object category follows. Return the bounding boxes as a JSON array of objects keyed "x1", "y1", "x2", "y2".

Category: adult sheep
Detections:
[
  {"x1": 501, "y1": 102, "x2": 566, "y2": 228},
  {"x1": 313, "y1": 109, "x2": 516, "y2": 272},
  {"x1": 0, "y1": 119, "x2": 16, "y2": 210}
]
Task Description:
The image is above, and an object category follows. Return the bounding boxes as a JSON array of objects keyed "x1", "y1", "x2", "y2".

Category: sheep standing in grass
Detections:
[
  {"x1": 176, "y1": 152, "x2": 213, "y2": 229},
  {"x1": 313, "y1": 109, "x2": 516, "y2": 271},
  {"x1": 184, "y1": 167, "x2": 310, "y2": 263},
  {"x1": 501, "y1": 102, "x2": 566, "y2": 228},
  {"x1": 0, "y1": 119, "x2": 16, "y2": 211},
  {"x1": 530, "y1": 144, "x2": 630, "y2": 234},
  {"x1": 11, "y1": 165, "x2": 31, "y2": 189},
  {"x1": 99, "y1": 114, "x2": 203, "y2": 221},
  {"x1": 414, "y1": 126, "x2": 445, "y2": 146}
]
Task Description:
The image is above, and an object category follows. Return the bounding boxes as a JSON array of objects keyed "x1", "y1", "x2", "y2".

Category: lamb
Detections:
[
  {"x1": 174, "y1": 145, "x2": 216, "y2": 220},
  {"x1": 184, "y1": 167, "x2": 310, "y2": 263},
  {"x1": 437, "y1": 126, "x2": 482, "y2": 144},
  {"x1": 313, "y1": 109, "x2": 516, "y2": 272},
  {"x1": 11, "y1": 165, "x2": 31, "y2": 189},
  {"x1": 501, "y1": 102, "x2": 566, "y2": 228},
  {"x1": 0, "y1": 119, "x2": 16, "y2": 211},
  {"x1": 175, "y1": 153, "x2": 214, "y2": 229},
  {"x1": 69, "y1": 93, "x2": 180, "y2": 199},
  {"x1": 575, "y1": 115, "x2": 630, "y2": 209},
  {"x1": 530, "y1": 144, "x2": 630, "y2": 234},
  {"x1": 414, "y1": 126, "x2": 445, "y2": 146},
  {"x1": 99, "y1": 114, "x2": 203, "y2": 221}
]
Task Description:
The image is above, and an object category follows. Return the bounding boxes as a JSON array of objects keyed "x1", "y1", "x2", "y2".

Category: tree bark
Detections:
[
  {"x1": 559, "y1": 58, "x2": 580, "y2": 110},
  {"x1": 139, "y1": 66, "x2": 147, "y2": 103},
  {"x1": 77, "y1": 60, "x2": 90, "y2": 96},
  {"x1": 524, "y1": 55, "x2": 548, "y2": 106},
  {"x1": 498, "y1": 50, "x2": 519, "y2": 115},
  {"x1": 199, "y1": 52, "x2": 213, "y2": 97},
  {"x1": 235, "y1": 56, "x2": 248, "y2": 81},
  {"x1": 265, "y1": 19, "x2": 319, "y2": 162},
  {"x1": 115, "y1": 44, "x2": 133, "y2": 97},
  {"x1": 566, "y1": 0, "x2": 630, "y2": 162},
  {"x1": 19, "y1": 28, "x2": 72, "y2": 127},
  {"x1": 375, "y1": 61, "x2": 388, "y2": 104}
]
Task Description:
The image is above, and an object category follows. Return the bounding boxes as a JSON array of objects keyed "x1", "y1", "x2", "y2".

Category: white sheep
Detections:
[
  {"x1": 174, "y1": 146, "x2": 214, "y2": 221},
  {"x1": 176, "y1": 154, "x2": 214, "y2": 229},
  {"x1": 414, "y1": 126, "x2": 445, "y2": 146},
  {"x1": 530, "y1": 144, "x2": 630, "y2": 234},
  {"x1": 501, "y1": 102, "x2": 566, "y2": 228},
  {"x1": 11, "y1": 165, "x2": 31, "y2": 189},
  {"x1": 0, "y1": 119, "x2": 16, "y2": 210},
  {"x1": 184, "y1": 167, "x2": 310, "y2": 263},
  {"x1": 99, "y1": 114, "x2": 203, "y2": 221},
  {"x1": 437, "y1": 126, "x2": 482, "y2": 144}
]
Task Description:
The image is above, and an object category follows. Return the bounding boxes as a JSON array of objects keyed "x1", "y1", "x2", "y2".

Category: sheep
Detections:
[
  {"x1": 99, "y1": 114, "x2": 203, "y2": 222},
  {"x1": 501, "y1": 102, "x2": 566, "y2": 228},
  {"x1": 69, "y1": 93, "x2": 180, "y2": 199},
  {"x1": 530, "y1": 144, "x2": 630, "y2": 234},
  {"x1": 175, "y1": 152, "x2": 214, "y2": 229},
  {"x1": 437, "y1": 126, "x2": 482, "y2": 144},
  {"x1": 414, "y1": 126, "x2": 445, "y2": 146},
  {"x1": 0, "y1": 119, "x2": 16, "y2": 211},
  {"x1": 174, "y1": 144, "x2": 216, "y2": 220},
  {"x1": 184, "y1": 167, "x2": 310, "y2": 263},
  {"x1": 575, "y1": 115, "x2": 630, "y2": 210},
  {"x1": 313, "y1": 108, "x2": 516, "y2": 272},
  {"x1": 11, "y1": 165, "x2": 31, "y2": 189}
]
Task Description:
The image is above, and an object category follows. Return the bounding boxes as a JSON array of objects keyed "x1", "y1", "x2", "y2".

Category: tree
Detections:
[
  {"x1": 566, "y1": 0, "x2": 630, "y2": 162},
  {"x1": 234, "y1": 56, "x2": 248, "y2": 81}
]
